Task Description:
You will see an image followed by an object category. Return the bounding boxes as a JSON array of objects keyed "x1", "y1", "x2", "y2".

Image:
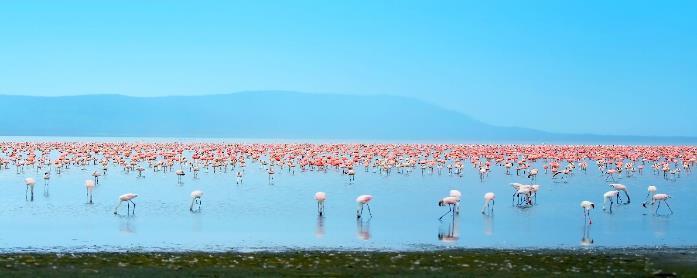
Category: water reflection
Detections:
[
  {"x1": 356, "y1": 217, "x2": 371, "y2": 241},
  {"x1": 647, "y1": 214, "x2": 669, "y2": 237},
  {"x1": 315, "y1": 216, "x2": 325, "y2": 238},
  {"x1": 438, "y1": 214, "x2": 459, "y2": 242},
  {"x1": 482, "y1": 214, "x2": 494, "y2": 236},
  {"x1": 118, "y1": 215, "x2": 136, "y2": 234},
  {"x1": 43, "y1": 183, "x2": 49, "y2": 198},
  {"x1": 580, "y1": 223, "x2": 593, "y2": 246}
]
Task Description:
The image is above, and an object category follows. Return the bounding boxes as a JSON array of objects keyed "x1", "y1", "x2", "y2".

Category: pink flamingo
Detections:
[
  {"x1": 24, "y1": 177, "x2": 36, "y2": 201},
  {"x1": 605, "y1": 169, "x2": 618, "y2": 182},
  {"x1": 114, "y1": 193, "x2": 138, "y2": 215},
  {"x1": 438, "y1": 196, "x2": 459, "y2": 220},
  {"x1": 356, "y1": 194, "x2": 373, "y2": 218},
  {"x1": 609, "y1": 183, "x2": 630, "y2": 204},
  {"x1": 315, "y1": 192, "x2": 326, "y2": 216},
  {"x1": 645, "y1": 193, "x2": 673, "y2": 214}
]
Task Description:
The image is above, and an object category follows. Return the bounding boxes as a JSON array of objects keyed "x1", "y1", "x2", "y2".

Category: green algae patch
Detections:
[{"x1": 0, "y1": 249, "x2": 694, "y2": 277}]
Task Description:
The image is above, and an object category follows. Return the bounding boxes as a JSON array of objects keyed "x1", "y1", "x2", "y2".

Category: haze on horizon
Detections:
[{"x1": 1, "y1": 0, "x2": 695, "y2": 137}]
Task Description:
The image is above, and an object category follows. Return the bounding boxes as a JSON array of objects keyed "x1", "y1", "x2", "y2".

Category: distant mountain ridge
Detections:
[{"x1": 0, "y1": 91, "x2": 694, "y2": 144}]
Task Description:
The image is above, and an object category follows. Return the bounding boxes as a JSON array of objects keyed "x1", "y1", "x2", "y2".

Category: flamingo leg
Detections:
[
  {"x1": 624, "y1": 191, "x2": 631, "y2": 204},
  {"x1": 366, "y1": 203, "x2": 372, "y2": 216},
  {"x1": 664, "y1": 201, "x2": 673, "y2": 214},
  {"x1": 130, "y1": 200, "x2": 136, "y2": 214},
  {"x1": 438, "y1": 206, "x2": 452, "y2": 220}
]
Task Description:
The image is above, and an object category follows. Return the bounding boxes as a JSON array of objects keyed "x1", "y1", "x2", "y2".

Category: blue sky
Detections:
[{"x1": 1, "y1": 0, "x2": 696, "y2": 137}]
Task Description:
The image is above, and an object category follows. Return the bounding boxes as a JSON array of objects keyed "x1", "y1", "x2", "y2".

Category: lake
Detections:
[{"x1": 0, "y1": 138, "x2": 695, "y2": 252}]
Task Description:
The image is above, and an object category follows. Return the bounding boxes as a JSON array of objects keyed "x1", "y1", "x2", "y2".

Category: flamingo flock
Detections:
[{"x1": 1, "y1": 142, "x2": 692, "y2": 233}]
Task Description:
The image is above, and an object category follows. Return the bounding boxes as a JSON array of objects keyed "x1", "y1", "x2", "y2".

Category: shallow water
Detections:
[{"x1": 0, "y1": 144, "x2": 695, "y2": 252}]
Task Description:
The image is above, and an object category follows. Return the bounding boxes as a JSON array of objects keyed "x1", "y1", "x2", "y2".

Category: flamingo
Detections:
[
  {"x1": 190, "y1": 190, "x2": 203, "y2": 211},
  {"x1": 315, "y1": 192, "x2": 326, "y2": 216},
  {"x1": 356, "y1": 194, "x2": 373, "y2": 218},
  {"x1": 605, "y1": 169, "x2": 618, "y2": 182},
  {"x1": 449, "y1": 189, "x2": 462, "y2": 213},
  {"x1": 114, "y1": 193, "x2": 138, "y2": 215},
  {"x1": 481, "y1": 192, "x2": 495, "y2": 214},
  {"x1": 175, "y1": 169, "x2": 185, "y2": 184},
  {"x1": 438, "y1": 196, "x2": 459, "y2": 220},
  {"x1": 92, "y1": 171, "x2": 101, "y2": 184},
  {"x1": 581, "y1": 201, "x2": 594, "y2": 224},
  {"x1": 527, "y1": 168, "x2": 539, "y2": 180},
  {"x1": 644, "y1": 193, "x2": 673, "y2": 214},
  {"x1": 24, "y1": 177, "x2": 36, "y2": 201},
  {"x1": 602, "y1": 190, "x2": 620, "y2": 213},
  {"x1": 85, "y1": 179, "x2": 95, "y2": 204},
  {"x1": 642, "y1": 185, "x2": 657, "y2": 206},
  {"x1": 236, "y1": 171, "x2": 243, "y2": 184},
  {"x1": 609, "y1": 183, "x2": 630, "y2": 204},
  {"x1": 268, "y1": 168, "x2": 275, "y2": 184}
]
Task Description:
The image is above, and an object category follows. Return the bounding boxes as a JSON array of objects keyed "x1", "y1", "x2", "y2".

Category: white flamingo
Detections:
[
  {"x1": 609, "y1": 183, "x2": 630, "y2": 204},
  {"x1": 190, "y1": 190, "x2": 203, "y2": 211},
  {"x1": 85, "y1": 179, "x2": 95, "y2": 204},
  {"x1": 438, "y1": 196, "x2": 459, "y2": 220},
  {"x1": 481, "y1": 192, "x2": 495, "y2": 214},
  {"x1": 602, "y1": 190, "x2": 620, "y2": 213},
  {"x1": 114, "y1": 193, "x2": 138, "y2": 215},
  {"x1": 581, "y1": 200, "x2": 595, "y2": 224}
]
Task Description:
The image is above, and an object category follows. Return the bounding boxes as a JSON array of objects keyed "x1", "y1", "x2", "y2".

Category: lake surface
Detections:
[{"x1": 0, "y1": 139, "x2": 695, "y2": 252}]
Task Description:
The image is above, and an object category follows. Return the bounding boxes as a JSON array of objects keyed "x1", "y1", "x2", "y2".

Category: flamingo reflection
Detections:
[
  {"x1": 315, "y1": 216, "x2": 325, "y2": 238},
  {"x1": 438, "y1": 213, "x2": 460, "y2": 242},
  {"x1": 356, "y1": 217, "x2": 371, "y2": 240}
]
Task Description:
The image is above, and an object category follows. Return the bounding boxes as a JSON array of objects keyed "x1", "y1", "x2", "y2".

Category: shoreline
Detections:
[{"x1": 1, "y1": 248, "x2": 695, "y2": 276}]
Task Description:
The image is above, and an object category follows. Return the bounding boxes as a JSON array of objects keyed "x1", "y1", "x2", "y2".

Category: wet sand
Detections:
[{"x1": 1, "y1": 248, "x2": 695, "y2": 276}]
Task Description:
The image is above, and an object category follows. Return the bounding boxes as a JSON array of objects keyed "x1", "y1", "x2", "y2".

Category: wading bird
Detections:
[
  {"x1": 114, "y1": 193, "x2": 138, "y2": 215},
  {"x1": 85, "y1": 179, "x2": 95, "y2": 204},
  {"x1": 481, "y1": 192, "x2": 496, "y2": 215},
  {"x1": 190, "y1": 190, "x2": 203, "y2": 211},
  {"x1": 581, "y1": 201, "x2": 594, "y2": 224},
  {"x1": 356, "y1": 195, "x2": 373, "y2": 218},
  {"x1": 315, "y1": 192, "x2": 326, "y2": 216}
]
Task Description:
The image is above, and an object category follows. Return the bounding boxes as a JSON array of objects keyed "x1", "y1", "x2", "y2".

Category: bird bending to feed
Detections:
[
  {"x1": 603, "y1": 190, "x2": 620, "y2": 213},
  {"x1": 481, "y1": 192, "x2": 496, "y2": 215},
  {"x1": 85, "y1": 179, "x2": 95, "y2": 204},
  {"x1": 642, "y1": 185, "x2": 657, "y2": 206},
  {"x1": 449, "y1": 189, "x2": 462, "y2": 213},
  {"x1": 24, "y1": 177, "x2": 36, "y2": 201},
  {"x1": 315, "y1": 192, "x2": 326, "y2": 216},
  {"x1": 643, "y1": 193, "x2": 673, "y2": 215},
  {"x1": 190, "y1": 190, "x2": 203, "y2": 211},
  {"x1": 356, "y1": 195, "x2": 373, "y2": 218},
  {"x1": 581, "y1": 201, "x2": 595, "y2": 224},
  {"x1": 438, "y1": 196, "x2": 459, "y2": 220},
  {"x1": 609, "y1": 183, "x2": 630, "y2": 204},
  {"x1": 114, "y1": 193, "x2": 138, "y2": 215}
]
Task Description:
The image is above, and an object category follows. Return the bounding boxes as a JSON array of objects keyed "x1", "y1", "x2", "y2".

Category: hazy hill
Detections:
[{"x1": 0, "y1": 92, "x2": 694, "y2": 144}]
